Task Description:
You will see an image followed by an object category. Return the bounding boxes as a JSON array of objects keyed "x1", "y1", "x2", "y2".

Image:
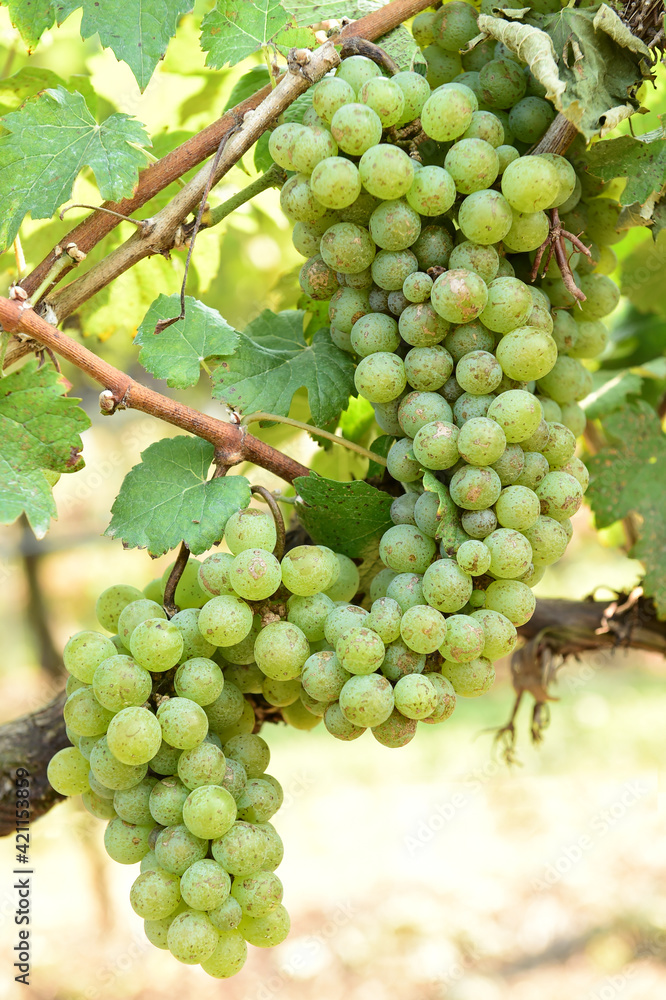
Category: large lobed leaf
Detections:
[
  {"x1": 0, "y1": 360, "x2": 90, "y2": 537},
  {"x1": 201, "y1": 0, "x2": 291, "y2": 69},
  {"x1": 587, "y1": 402, "x2": 666, "y2": 617},
  {"x1": 135, "y1": 294, "x2": 239, "y2": 389},
  {"x1": 0, "y1": 0, "x2": 57, "y2": 51},
  {"x1": 584, "y1": 134, "x2": 666, "y2": 209},
  {"x1": 0, "y1": 87, "x2": 150, "y2": 253},
  {"x1": 211, "y1": 308, "x2": 356, "y2": 426},
  {"x1": 294, "y1": 471, "x2": 392, "y2": 559},
  {"x1": 107, "y1": 436, "x2": 251, "y2": 556}
]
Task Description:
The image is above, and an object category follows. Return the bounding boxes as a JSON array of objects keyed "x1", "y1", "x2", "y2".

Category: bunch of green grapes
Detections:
[{"x1": 265, "y1": 0, "x2": 619, "y2": 717}]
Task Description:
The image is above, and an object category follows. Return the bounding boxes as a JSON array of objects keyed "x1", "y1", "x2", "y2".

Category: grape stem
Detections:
[
  {"x1": 530, "y1": 208, "x2": 593, "y2": 303},
  {"x1": 163, "y1": 541, "x2": 190, "y2": 618},
  {"x1": 240, "y1": 411, "x2": 389, "y2": 466},
  {"x1": 338, "y1": 36, "x2": 400, "y2": 76},
  {"x1": 251, "y1": 484, "x2": 287, "y2": 561}
]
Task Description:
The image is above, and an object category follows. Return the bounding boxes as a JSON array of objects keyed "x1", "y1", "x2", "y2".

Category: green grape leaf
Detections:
[
  {"x1": 211, "y1": 309, "x2": 356, "y2": 426},
  {"x1": 106, "y1": 437, "x2": 251, "y2": 556},
  {"x1": 201, "y1": 0, "x2": 289, "y2": 69},
  {"x1": 273, "y1": 24, "x2": 316, "y2": 54},
  {"x1": 620, "y1": 230, "x2": 666, "y2": 318},
  {"x1": 339, "y1": 395, "x2": 375, "y2": 443},
  {"x1": 223, "y1": 65, "x2": 270, "y2": 112},
  {"x1": 0, "y1": 87, "x2": 150, "y2": 253},
  {"x1": 583, "y1": 369, "x2": 643, "y2": 419},
  {"x1": 584, "y1": 135, "x2": 666, "y2": 209},
  {"x1": 0, "y1": 67, "x2": 64, "y2": 116},
  {"x1": 0, "y1": 359, "x2": 90, "y2": 535},
  {"x1": 254, "y1": 131, "x2": 273, "y2": 173},
  {"x1": 67, "y1": 0, "x2": 194, "y2": 91},
  {"x1": 135, "y1": 294, "x2": 239, "y2": 389},
  {"x1": 379, "y1": 24, "x2": 426, "y2": 73},
  {"x1": 282, "y1": 0, "x2": 384, "y2": 22},
  {"x1": 587, "y1": 402, "x2": 666, "y2": 617},
  {"x1": 294, "y1": 472, "x2": 393, "y2": 559},
  {"x1": 0, "y1": 0, "x2": 57, "y2": 50},
  {"x1": 366, "y1": 434, "x2": 393, "y2": 479}
]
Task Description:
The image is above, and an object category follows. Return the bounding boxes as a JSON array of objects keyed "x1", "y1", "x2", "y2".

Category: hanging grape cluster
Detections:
[{"x1": 47, "y1": 0, "x2": 624, "y2": 976}]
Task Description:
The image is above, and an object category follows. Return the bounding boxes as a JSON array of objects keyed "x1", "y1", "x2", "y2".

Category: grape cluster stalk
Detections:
[{"x1": 47, "y1": 0, "x2": 626, "y2": 975}]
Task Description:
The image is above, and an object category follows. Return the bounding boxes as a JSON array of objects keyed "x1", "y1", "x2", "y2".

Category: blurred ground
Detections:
[{"x1": 1, "y1": 416, "x2": 664, "y2": 1000}]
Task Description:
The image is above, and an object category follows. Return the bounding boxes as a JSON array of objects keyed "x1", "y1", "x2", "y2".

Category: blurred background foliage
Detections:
[{"x1": 0, "y1": 4, "x2": 665, "y2": 998}]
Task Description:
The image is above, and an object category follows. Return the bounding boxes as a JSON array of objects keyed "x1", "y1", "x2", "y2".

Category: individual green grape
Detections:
[
  {"x1": 501, "y1": 155, "x2": 560, "y2": 213},
  {"x1": 91, "y1": 655, "x2": 151, "y2": 713},
  {"x1": 431, "y1": 268, "x2": 488, "y2": 324},
  {"x1": 198, "y1": 553, "x2": 236, "y2": 599},
  {"x1": 422, "y1": 559, "x2": 473, "y2": 613},
  {"x1": 445, "y1": 138, "x2": 499, "y2": 195},
  {"x1": 393, "y1": 69, "x2": 431, "y2": 122},
  {"x1": 369, "y1": 199, "x2": 421, "y2": 252},
  {"x1": 182, "y1": 785, "x2": 236, "y2": 840},
  {"x1": 211, "y1": 821, "x2": 265, "y2": 877},
  {"x1": 324, "y1": 553, "x2": 360, "y2": 603},
  {"x1": 424, "y1": 41, "x2": 464, "y2": 86},
  {"x1": 47, "y1": 746, "x2": 90, "y2": 796},
  {"x1": 299, "y1": 253, "x2": 339, "y2": 300},
  {"x1": 439, "y1": 614, "x2": 485, "y2": 662},
  {"x1": 335, "y1": 627, "x2": 385, "y2": 675},
  {"x1": 458, "y1": 189, "x2": 513, "y2": 244},
  {"x1": 577, "y1": 274, "x2": 620, "y2": 320},
  {"x1": 65, "y1": 675, "x2": 88, "y2": 697},
  {"x1": 391, "y1": 493, "x2": 418, "y2": 526},
  {"x1": 226, "y1": 509, "x2": 277, "y2": 555},
  {"x1": 160, "y1": 559, "x2": 208, "y2": 610},
  {"x1": 208, "y1": 896, "x2": 244, "y2": 933},
  {"x1": 175, "y1": 743, "x2": 225, "y2": 792},
  {"x1": 559, "y1": 402, "x2": 586, "y2": 438},
  {"x1": 168, "y1": 908, "x2": 219, "y2": 965},
  {"x1": 106, "y1": 706, "x2": 162, "y2": 765},
  {"x1": 358, "y1": 76, "x2": 406, "y2": 126},
  {"x1": 398, "y1": 391, "x2": 453, "y2": 436},
  {"x1": 403, "y1": 345, "x2": 454, "y2": 393},
  {"x1": 421, "y1": 84, "x2": 476, "y2": 141},
  {"x1": 445, "y1": 323, "x2": 495, "y2": 366},
  {"x1": 479, "y1": 58, "x2": 526, "y2": 108},
  {"x1": 285, "y1": 593, "x2": 334, "y2": 642},
  {"x1": 88, "y1": 735, "x2": 147, "y2": 791},
  {"x1": 402, "y1": 271, "x2": 434, "y2": 304},
  {"x1": 226, "y1": 548, "x2": 281, "y2": 602},
  {"x1": 320, "y1": 222, "x2": 376, "y2": 275},
  {"x1": 491, "y1": 443, "x2": 526, "y2": 486},
  {"x1": 198, "y1": 596, "x2": 253, "y2": 648},
  {"x1": 103, "y1": 817, "x2": 152, "y2": 864},
  {"x1": 253, "y1": 622, "x2": 310, "y2": 681},
  {"x1": 484, "y1": 578, "x2": 536, "y2": 626},
  {"x1": 222, "y1": 663, "x2": 261, "y2": 695},
  {"x1": 371, "y1": 249, "x2": 418, "y2": 291},
  {"x1": 201, "y1": 929, "x2": 248, "y2": 979},
  {"x1": 355, "y1": 352, "x2": 406, "y2": 403},
  {"x1": 411, "y1": 224, "x2": 454, "y2": 272},
  {"x1": 330, "y1": 103, "x2": 382, "y2": 156},
  {"x1": 171, "y1": 657, "x2": 223, "y2": 707},
  {"x1": 399, "y1": 302, "x2": 451, "y2": 348},
  {"x1": 536, "y1": 355, "x2": 592, "y2": 404},
  {"x1": 421, "y1": 673, "x2": 457, "y2": 725},
  {"x1": 503, "y1": 208, "x2": 550, "y2": 253},
  {"x1": 87, "y1": 770, "x2": 116, "y2": 801},
  {"x1": 449, "y1": 465, "x2": 502, "y2": 510},
  {"x1": 220, "y1": 758, "x2": 249, "y2": 803},
  {"x1": 236, "y1": 777, "x2": 281, "y2": 822},
  {"x1": 260, "y1": 676, "x2": 300, "y2": 708},
  {"x1": 392, "y1": 673, "x2": 438, "y2": 721},
  {"x1": 541, "y1": 422, "x2": 576, "y2": 466},
  {"x1": 291, "y1": 125, "x2": 338, "y2": 175},
  {"x1": 96, "y1": 585, "x2": 144, "y2": 634},
  {"x1": 470, "y1": 608, "x2": 517, "y2": 660},
  {"x1": 442, "y1": 656, "x2": 495, "y2": 697},
  {"x1": 281, "y1": 544, "x2": 338, "y2": 596},
  {"x1": 156, "y1": 697, "x2": 209, "y2": 751},
  {"x1": 386, "y1": 573, "x2": 424, "y2": 613},
  {"x1": 379, "y1": 640, "x2": 424, "y2": 683},
  {"x1": 365, "y1": 597, "x2": 402, "y2": 644},
  {"x1": 526, "y1": 299, "x2": 554, "y2": 335},
  {"x1": 461, "y1": 109, "x2": 504, "y2": 146},
  {"x1": 113, "y1": 776, "x2": 156, "y2": 825},
  {"x1": 280, "y1": 173, "x2": 328, "y2": 225},
  {"x1": 231, "y1": 870, "x2": 283, "y2": 919},
  {"x1": 412, "y1": 491, "x2": 438, "y2": 537},
  {"x1": 456, "y1": 539, "x2": 492, "y2": 576},
  {"x1": 309, "y1": 156, "x2": 361, "y2": 211},
  {"x1": 339, "y1": 672, "x2": 394, "y2": 728},
  {"x1": 373, "y1": 396, "x2": 403, "y2": 436},
  {"x1": 456, "y1": 416, "x2": 506, "y2": 467},
  {"x1": 64, "y1": 687, "x2": 115, "y2": 738},
  {"x1": 523, "y1": 516, "x2": 568, "y2": 566},
  {"x1": 328, "y1": 286, "x2": 371, "y2": 334},
  {"x1": 586, "y1": 197, "x2": 622, "y2": 245},
  {"x1": 64, "y1": 631, "x2": 118, "y2": 684},
  {"x1": 179, "y1": 859, "x2": 231, "y2": 913},
  {"x1": 399, "y1": 604, "x2": 447, "y2": 654},
  {"x1": 483, "y1": 528, "x2": 532, "y2": 579},
  {"x1": 496, "y1": 327, "x2": 558, "y2": 381},
  {"x1": 324, "y1": 604, "x2": 369, "y2": 645},
  {"x1": 556, "y1": 455, "x2": 589, "y2": 492},
  {"x1": 371, "y1": 709, "x2": 417, "y2": 747},
  {"x1": 350, "y1": 313, "x2": 400, "y2": 356},
  {"x1": 379, "y1": 525, "x2": 437, "y2": 574},
  {"x1": 170, "y1": 609, "x2": 215, "y2": 663},
  {"x1": 508, "y1": 96, "x2": 556, "y2": 144},
  {"x1": 388, "y1": 290, "x2": 409, "y2": 316},
  {"x1": 448, "y1": 244, "x2": 499, "y2": 286},
  {"x1": 514, "y1": 451, "x2": 550, "y2": 490},
  {"x1": 406, "y1": 165, "x2": 457, "y2": 216},
  {"x1": 359, "y1": 144, "x2": 415, "y2": 200},
  {"x1": 117, "y1": 599, "x2": 167, "y2": 648},
  {"x1": 222, "y1": 734, "x2": 268, "y2": 780},
  {"x1": 453, "y1": 392, "x2": 495, "y2": 425},
  {"x1": 336, "y1": 53, "x2": 382, "y2": 91},
  {"x1": 301, "y1": 651, "x2": 350, "y2": 702},
  {"x1": 129, "y1": 868, "x2": 182, "y2": 921},
  {"x1": 204, "y1": 681, "x2": 245, "y2": 733},
  {"x1": 82, "y1": 789, "x2": 117, "y2": 819},
  {"x1": 436, "y1": 0, "x2": 478, "y2": 49},
  {"x1": 412, "y1": 420, "x2": 460, "y2": 470},
  {"x1": 495, "y1": 485, "x2": 540, "y2": 531},
  {"x1": 368, "y1": 569, "x2": 397, "y2": 603},
  {"x1": 129, "y1": 619, "x2": 184, "y2": 673},
  {"x1": 268, "y1": 122, "x2": 308, "y2": 169},
  {"x1": 149, "y1": 776, "x2": 189, "y2": 826},
  {"x1": 486, "y1": 390, "x2": 542, "y2": 443},
  {"x1": 323, "y1": 701, "x2": 365, "y2": 740},
  {"x1": 461, "y1": 508, "x2": 497, "y2": 539},
  {"x1": 312, "y1": 77, "x2": 356, "y2": 123},
  {"x1": 496, "y1": 144, "x2": 520, "y2": 174},
  {"x1": 238, "y1": 904, "x2": 291, "y2": 948},
  {"x1": 536, "y1": 470, "x2": 583, "y2": 521},
  {"x1": 479, "y1": 277, "x2": 532, "y2": 334},
  {"x1": 538, "y1": 152, "x2": 577, "y2": 209},
  {"x1": 456, "y1": 350, "x2": 503, "y2": 395}
]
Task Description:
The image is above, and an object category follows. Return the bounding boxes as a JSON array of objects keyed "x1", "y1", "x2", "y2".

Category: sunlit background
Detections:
[{"x1": 1, "y1": 2, "x2": 665, "y2": 997}]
